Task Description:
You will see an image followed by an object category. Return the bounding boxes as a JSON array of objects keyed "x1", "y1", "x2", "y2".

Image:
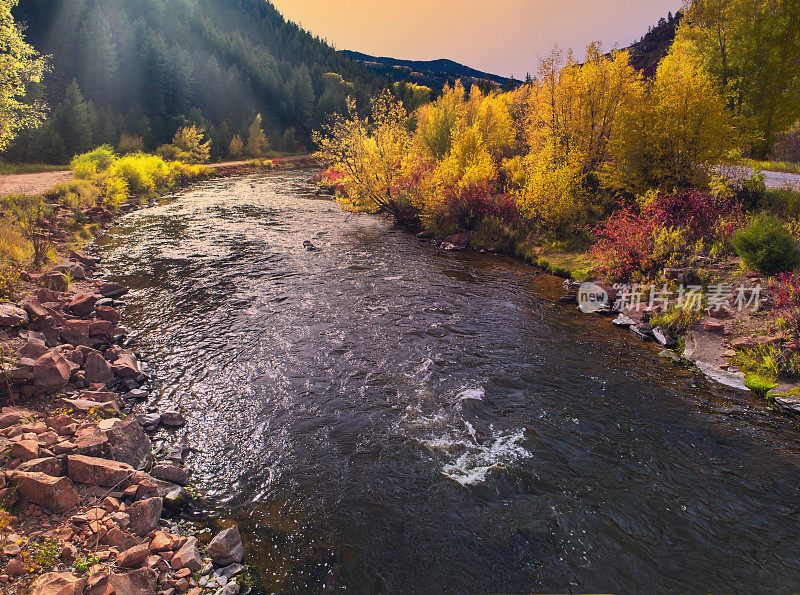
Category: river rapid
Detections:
[{"x1": 98, "y1": 170, "x2": 800, "y2": 594}]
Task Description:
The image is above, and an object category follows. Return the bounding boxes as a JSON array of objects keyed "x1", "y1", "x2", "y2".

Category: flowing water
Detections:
[{"x1": 98, "y1": 170, "x2": 800, "y2": 594}]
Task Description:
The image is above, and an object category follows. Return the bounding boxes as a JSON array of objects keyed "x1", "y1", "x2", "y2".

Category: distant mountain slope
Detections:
[
  {"x1": 341, "y1": 50, "x2": 516, "y2": 89},
  {"x1": 623, "y1": 10, "x2": 683, "y2": 77},
  {"x1": 8, "y1": 0, "x2": 384, "y2": 160}
]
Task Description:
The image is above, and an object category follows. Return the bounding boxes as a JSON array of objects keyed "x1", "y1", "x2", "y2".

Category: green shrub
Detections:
[
  {"x1": 745, "y1": 373, "x2": 778, "y2": 398},
  {"x1": 732, "y1": 215, "x2": 800, "y2": 276},
  {"x1": 70, "y1": 145, "x2": 116, "y2": 179}
]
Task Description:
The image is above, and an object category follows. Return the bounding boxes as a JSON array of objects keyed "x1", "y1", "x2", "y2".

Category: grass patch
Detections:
[
  {"x1": 0, "y1": 163, "x2": 66, "y2": 175},
  {"x1": 740, "y1": 158, "x2": 800, "y2": 175}
]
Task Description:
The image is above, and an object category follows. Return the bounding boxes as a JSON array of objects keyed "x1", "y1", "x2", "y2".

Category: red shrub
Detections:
[
  {"x1": 442, "y1": 183, "x2": 519, "y2": 228},
  {"x1": 589, "y1": 205, "x2": 656, "y2": 280},
  {"x1": 772, "y1": 272, "x2": 800, "y2": 346},
  {"x1": 643, "y1": 191, "x2": 742, "y2": 241}
]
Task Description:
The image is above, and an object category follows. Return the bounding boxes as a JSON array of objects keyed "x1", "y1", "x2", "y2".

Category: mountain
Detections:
[
  {"x1": 623, "y1": 10, "x2": 683, "y2": 77},
  {"x1": 340, "y1": 50, "x2": 517, "y2": 90},
  {"x1": 7, "y1": 0, "x2": 384, "y2": 162}
]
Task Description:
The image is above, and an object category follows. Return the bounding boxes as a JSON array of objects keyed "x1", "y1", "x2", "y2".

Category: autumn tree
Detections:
[
  {"x1": 172, "y1": 125, "x2": 211, "y2": 163},
  {"x1": 0, "y1": 0, "x2": 49, "y2": 151},
  {"x1": 246, "y1": 114, "x2": 269, "y2": 158},
  {"x1": 605, "y1": 38, "x2": 741, "y2": 193},
  {"x1": 313, "y1": 91, "x2": 411, "y2": 217},
  {"x1": 229, "y1": 134, "x2": 243, "y2": 158},
  {"x1": 517, "y1": 45, "x2": 643, "y2": 231},
  {"x1": 680, "y1": 0, "x2": 800, "y2": 157}
]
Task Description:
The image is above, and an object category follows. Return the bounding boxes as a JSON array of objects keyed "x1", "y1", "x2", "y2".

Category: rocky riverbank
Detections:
[
  {"x1": 0, "y1": 251, "x2": 249, "y2": 595},
  {"x1": 0, "y1": 163, "x2": 329, "y2": 593}
]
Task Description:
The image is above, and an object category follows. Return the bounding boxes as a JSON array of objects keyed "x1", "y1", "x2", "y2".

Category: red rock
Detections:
[
  {"x1": 170, "y1": 538, "x2": 201, "y2": 572},
  {"x1": 7, "y1": 471, "x2": 79, "y2": 512},
  {"x1": 69, "y1": 292, "x2": 100, "y2": 316},
  {"x1": 0, "y1": 407, "x2": 35, "y2": 429},
  {"x1": 96, "y1": 305, "x2": 122, "y2": 324},
  {"x1": 16, "y1": 457, "x2": 62, "y2": 476},
  {"x1": 128, "y1": 497, "x2": 163, "y2": 536},
  {"x1": 0, "y1": 304, "x2": 28, "y2": 327},
  {"x1": 117, "y1": 543, "x2": 150, "y2": 567},
  {"x1": 67, "y1": 454, "x2": 134, "y2": 486},
  {"x1": 59, "y1": 542, "x2": 78, "y2": 562},
  {"x1": 149, "y1": 531, "x2": 172, "y2": 552},
  {"x1": 112, "y1": 351, "x2": 140, "y2": 377},
  {"x1": 32, "y1": 350, "x2": 71, "y2": 394},
  {"x1": 11, "y1": 439, "x2": 39, "y2": 461},
  {"x1": 22, "y1": 296, "x2": 49, "y2": 320},
  {"x1": 107, "y1": 420, "x2": 152, "y2": 470},
  {"x1": 61, "y1": 397, "x2": 119, "y2": 416},
  {"x1": 46, "y1": 413, "x2": 78, "y2": 435},
  {"x1": 95, "y1": 281, "x2": 128, "y2": 299},
  {"x1": 30, "y1": 572, "x2": 87, "y2": 595},
  {"x1": 703, "y1": 319, "x2": 725, "y2": 333},
  {"x1": 38, "y1": 270, "x2": 69, "y2": 292},
  {"x1": 6, "y1": 558, "x2": 25, "y2": 575},
  {"x1": 207, "y1": 526, "x2": 244, "y2": 565},
  {"x1": 85, "y1": 352, "x2": 114, "y2": 385},
  {"x1": 89, "y1": 320, "x2": 114, "y2": 338},
  {"x1": 15, "y1": 338, "x2": 49, "y2": 359}
]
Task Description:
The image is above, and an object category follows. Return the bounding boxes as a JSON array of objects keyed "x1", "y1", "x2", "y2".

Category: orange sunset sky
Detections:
[{"x1": 270, "y1": 0, "x2": 682, "y2": 77}]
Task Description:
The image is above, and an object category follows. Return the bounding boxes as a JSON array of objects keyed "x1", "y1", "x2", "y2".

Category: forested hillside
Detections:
[
  {"x1": 5, "y1": 0, "x2": 384, "y2": 162},
  {"x1": 340, "y1": 51, "x2": 516, "y2": 91}
]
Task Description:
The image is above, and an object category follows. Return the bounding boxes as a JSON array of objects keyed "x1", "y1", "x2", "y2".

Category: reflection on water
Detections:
[{"x1": 100, "y1": 170, "x2": 800, "y2": 593}]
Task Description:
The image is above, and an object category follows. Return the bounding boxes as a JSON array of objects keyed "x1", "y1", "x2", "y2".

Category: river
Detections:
[{"x1": 98, "y1": 170, "x2": 800, "y2": 594}]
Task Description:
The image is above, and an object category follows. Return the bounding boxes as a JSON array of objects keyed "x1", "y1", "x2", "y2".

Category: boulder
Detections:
[
  {"x1": 136, "y1": 413, "x2": 161, "y2": 430},
  {"x1": 30, "y1": 572, "x2": 87, "y2": 595},
  {"x1": 38, "y1": 271, "x2": 69, "y2": 292},
  {"x1": 652, "y1": 326, "x2": 677, "y2": 349},
  {"x1": 95, "y1": 281, "x2": 128, "y2": 299},
  {"x1": 112, "y1": 351, "x2": 141, "y2": 377},
  {"x1": 32, "y1": 350, "x2": 71, "y2": 394},
  {"x1": 17, "y1": 456, "x2": 63, "y2": 476},
  {"x1": 89, "y1": 320, "x2": 115, "y2": 339},
  {"x1": 171, "y1": 539, "x2": 202, "y2": 572},
  {"x1": 61, "y1": 398, "x2": 119, "y2": 416},
  {"x1": 101, "y1": 527, "x2": 138, "y2": 551},
  {"x1": 85, "y1": 352, "x2": 114, "y2": 385},
  {"x1": 46, "y1": 413, "x2": 78, "y2": 435},
  {"x1": 22, "y1": 296, "x2": 49, "y2": 320},
  {"x1": 0, "y1": 406, "x2": 35, "y2": 429},
  {"x1": 15, "y1": 338, "x2": 49, "y2": 359},
  {"x1": 67, "y1": 454, "x2": 134, "y2": 486},
  {"x1": 117, "y1": 543, "x2": 150, "y2": 568},
  {"x1": 0, "y1": 304, "x2": 28, "y2": 327},
  {"x1": 150, "y1": 463, "x2": 188, "y2": 485},
  {"x1": 69, "y1": 249, "x2": 100, "y2": 266},
  {"x1": 703, "y1": 319, "x2": 725, "y2": 333},
  {"x1": 160, "y1": 411, "x2": 187, "y2": 428},
  {"x1": 68, "y1": 292, "x2": 99, "y2": 316},
  {"x1": 7, "y1": 471, "x2": 79, "y2": 512},
  {"x1": 611, "y1": 314, "x2": 636, "y2": 327},
  {"x1": 10, "y1": 439, "x2": 39, "y2": 461},
  {"x1": 128, "y1": 497, "x2": 163, "y2": 536},
  {"x1": 107, "y1": 420, "x2": 152, "y2": 470},
  {"x1": 207, "y1": 526, "x2": 244, "y2": 566},
  {"x1": 96, "y1": 305, "x2": 122, "y2": 323}
]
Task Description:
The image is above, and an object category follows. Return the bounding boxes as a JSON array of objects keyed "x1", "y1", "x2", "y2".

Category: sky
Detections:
[{"x1": 270, "y1": 0, "x2": 683, "y2": 77}]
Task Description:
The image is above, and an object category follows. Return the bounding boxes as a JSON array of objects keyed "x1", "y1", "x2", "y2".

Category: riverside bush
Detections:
[
  {"x1": 732, "y1": 216, "x2": 800, "y2": 276},
  {"x1": 315, "y1": 39, "x2": 741, "y2": 251}
]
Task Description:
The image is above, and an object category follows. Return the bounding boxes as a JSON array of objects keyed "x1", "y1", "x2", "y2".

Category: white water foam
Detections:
[
  {"x1": 457, "y1": 387, "x2": 485, "y2": 401},
  {"x1": 439, "y1": 429, "x2": 530, "y2": 486}
]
